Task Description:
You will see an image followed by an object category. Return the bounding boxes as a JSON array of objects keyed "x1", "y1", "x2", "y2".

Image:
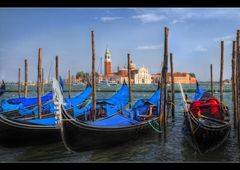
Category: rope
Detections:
[
  {"x1": 169, "y1": 102, "x2": 177, "y2": 108},
  {"x1": 193, "y1": 120, "x2": 202, "y2": 134},
  {"x1": 148, "y1": 120, "x2": 162, "y2": 134}
]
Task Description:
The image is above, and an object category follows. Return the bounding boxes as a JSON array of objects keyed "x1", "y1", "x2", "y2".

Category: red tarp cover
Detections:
[{"x1": 190, "y1": 98, "x2": 223, "y2": 120}]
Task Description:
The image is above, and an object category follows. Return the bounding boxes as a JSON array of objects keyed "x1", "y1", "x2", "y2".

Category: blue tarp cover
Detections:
[
  {"x1": 85, "y1": 87, "x2": 162, "y2": 127},
  {"x1": 192, "y1": 83, "x2": 205, "y2": 101},
  {"x1": 86, "y1": 114, "x2": 138, "y2": 127},
  {"x1": 6, "y1": 92, "x2": 53, "y2": 107},
  {"x1": 26, "y1": 117, "x2": 56, "y2": 126},
  {"x1": 17, "y1": 84, "x2": 92, "y2": 117},
  {"x1": 73, "y1": 83, "x2": 129, "y2": 118}
]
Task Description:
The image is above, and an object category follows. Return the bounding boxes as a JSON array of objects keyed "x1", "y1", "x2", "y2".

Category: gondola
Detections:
[
  {"x1": 59, "y1": 83, "x2": 168, "y2": 152},
  {"x1": 0, "y1": 81, "x2": 6, "y2": 96},
  {"x1": 0, "y1": 76, "x2": 66, "y2": 113},
  {"x1": 0, "y1": 92, "x2": 53, "y2": 116},
  {"x1": 0, "y1": 80, "x2": 128, "y2": 146},
  {"x1": 0, "y1": 83, "x2": 92, "y2": 146},
  {"x1": 182, "y1": 82, "x2": 231, "y2": 154}
]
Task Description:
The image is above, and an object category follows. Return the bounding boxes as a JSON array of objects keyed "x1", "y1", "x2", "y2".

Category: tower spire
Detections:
[{"x1": 104, "y1": 47, "x2": 112, "y2": 76}]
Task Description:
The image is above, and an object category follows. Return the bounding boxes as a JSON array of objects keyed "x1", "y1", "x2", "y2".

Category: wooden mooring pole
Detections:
[
  {"x1": 68, "y1": 70, "x2": 71, "y2": 99},
  {"x1": 128, "y1": 53, "x2": 132, "y2": 109},
  {"x1": 41, "y1": 67, "x2": 44, "y2": 95},
  {"x1": 91, "y1": 31, "x2": 96, "y2": 121},
  {"x1": 37, "y1": 48, "x2": 42, "y2": 119},
  {"x1": 236, "y1": 30, "x2": 240, "y2": 140},
  {"x1": 232, "y1": 41, "x2": 237, "y2": 128},
  {"x1": 220, "y1": 41, "x2": 224, "y2": 103},
  {"x1": 18, "y1": 68, "x2": 21, "y2": 98},
  {"x1": 163, "y1": 27, "x2": 169, "y2": 128},
  {"x1": 210, "y1": 64, "x2": 214, "y2": 96},
  {"x1": 56, "y1": 56, "x2": 59, "y2": 81},
  {"x1": 159, "y1": 72, "x2": 163, "y2": 127},
  {"x1": 170, "y1": 53, "x2": 175, "y2": 121},
  {"x1": 24, "y1": 59, "x2": 28, "y2": 97}
]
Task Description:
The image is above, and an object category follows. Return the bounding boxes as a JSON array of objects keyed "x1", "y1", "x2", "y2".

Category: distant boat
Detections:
[
  {"x1": 107, "y1": 80, "x2": 118, "y2": 86},
  {"x1": 98, "y1": 80, "x2": 118, "y2": 86}
]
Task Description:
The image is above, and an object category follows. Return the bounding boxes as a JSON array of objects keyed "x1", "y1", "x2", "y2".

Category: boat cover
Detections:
[{"x1": 73, "y1": 83, "x2": 129, "y2": 118}]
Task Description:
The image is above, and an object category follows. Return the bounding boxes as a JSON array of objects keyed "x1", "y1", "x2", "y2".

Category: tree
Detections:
[
  {"x1": 189, "y1": 73, "x2": 196, "y2": 78},
  {"x1": 76, "y1": 71, "x2": 90, "y2": 83}
]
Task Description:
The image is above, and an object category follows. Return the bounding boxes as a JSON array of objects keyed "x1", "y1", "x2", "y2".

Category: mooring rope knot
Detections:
[{"x1": 148, "y1": 120, "x2": 162, "y2": 134}]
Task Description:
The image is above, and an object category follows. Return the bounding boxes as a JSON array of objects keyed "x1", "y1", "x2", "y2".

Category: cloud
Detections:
[
  {"x1": 130, "y1": 8, "x2": 240, "y2": 24},
  {"x1": 132, "y1": 13, "x2": 166, "y2": 23},
  {"x1": 171, "y1": 19, "x2": 184, "y2": 24},
  {"x1": 136, "y1": 45, "x2": 162, "y2": 50},
  {"x1": 214, "y1": 35, "x2": 235, "y2": 46},
  {"x1": 195, "y1": 45, "x2": 207, "y2": 52},
  {"x1": 100, "y1": 16, "x2": 122, "y2": 22}
]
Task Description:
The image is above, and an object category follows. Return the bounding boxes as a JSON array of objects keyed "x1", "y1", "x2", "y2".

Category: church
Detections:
[{"x1": 97, "y1": 48, "x2": 151, "y2": 84}]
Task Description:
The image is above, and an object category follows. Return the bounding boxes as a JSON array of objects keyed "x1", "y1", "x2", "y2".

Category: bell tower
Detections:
[{"x1": 104, "y1": 48, "x2": 112, "y2": 76}]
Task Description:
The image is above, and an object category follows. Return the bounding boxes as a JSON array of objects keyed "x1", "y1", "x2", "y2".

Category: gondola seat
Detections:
[{"x1": 138, "y1": 105, "x2": 154, "y2": 121}]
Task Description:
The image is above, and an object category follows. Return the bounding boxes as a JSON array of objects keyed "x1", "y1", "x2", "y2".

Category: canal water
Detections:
[{"x1": 0, "y1": 83, "x2": 239, "y2": 162}]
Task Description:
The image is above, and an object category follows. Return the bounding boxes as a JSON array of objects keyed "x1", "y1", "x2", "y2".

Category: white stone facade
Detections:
[{"x1": 134, "y1": 67, "x2": 151, "y2": 84}]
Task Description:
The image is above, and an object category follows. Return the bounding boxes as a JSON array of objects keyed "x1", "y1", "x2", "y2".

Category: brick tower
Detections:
[{"x1": 104, "y1": 48, "x2": 112, "y2": 76}]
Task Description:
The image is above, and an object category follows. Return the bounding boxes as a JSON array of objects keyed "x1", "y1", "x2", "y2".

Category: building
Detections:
[
  {"x1": 104, "y1": 48, "x2": 112, "y2": 76},
  {"x1": 97, "y1": 47, "x2": 140, "y2": 84},
  {"x1": 151, "y1": 73, "x2": 160, "y2": 84},
  {"x1": 134, "y1": 66, "x2": 151, "y2": 84},
  {"x1": 223, "y1": 79, "x2": 231, "y2": 84},
  {"x1": 151, "y1": 72, "x2": 197, "y2": 84},
  {"x1": 169, "y1": 72, "x2": 196, "y2": 84},
  {"x1": 98, "y1": 48, "x2": 198, "y2": 85}
]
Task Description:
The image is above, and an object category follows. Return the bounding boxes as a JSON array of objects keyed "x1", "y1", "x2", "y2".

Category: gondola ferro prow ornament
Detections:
[
  {"x1": 52, "y1": 78, "x2": 72, "y2": 152},
  {"x1": 178, "y1": 81, "x2": 189, "y2": 114}
]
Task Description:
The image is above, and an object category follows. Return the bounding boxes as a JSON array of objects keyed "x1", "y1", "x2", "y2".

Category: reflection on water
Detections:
[{"x1": 0, "y1": 84, "x2": 239, "y2": 162}]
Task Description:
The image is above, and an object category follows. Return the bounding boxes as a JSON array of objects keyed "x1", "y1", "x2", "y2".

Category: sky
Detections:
[{"x1": 0, "y1": 8, "x2": 240, "y2": 82}]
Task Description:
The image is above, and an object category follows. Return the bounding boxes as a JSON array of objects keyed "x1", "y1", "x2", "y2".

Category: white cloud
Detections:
[
  {"x1": 132, "y1": 13, "x2": 166, "y2": 23},
  {"x1": 100, "y1": 16, "x2": 122, "y2": 22},
  {"x1": 136, "y1": 45, "x2": 162, "y2": 50},
  {"x1": 195, "y1": 45, "x2": 207, "y2": 52},
  {"x1": 130, "y1": 8, "x2": 240, "y2": 24},
  {"x1": 214, "y1": 35, "x2": 235, "y2": 45},
  {"x1": 171, "y1": 19, "x2": 184, "y2": 24}
]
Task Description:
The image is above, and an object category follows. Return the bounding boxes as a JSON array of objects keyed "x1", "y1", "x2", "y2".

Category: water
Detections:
[{"x1": 0, "y1": 83, "x2": 239, "y2": 162}]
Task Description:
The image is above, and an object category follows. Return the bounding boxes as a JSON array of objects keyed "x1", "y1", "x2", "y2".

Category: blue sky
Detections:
[{"x1": 0, "y1": 8, "x2": 240, "y2": 82}]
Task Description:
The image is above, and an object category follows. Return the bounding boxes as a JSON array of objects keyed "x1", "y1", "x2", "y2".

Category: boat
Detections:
[
  {"x1": 0, "y1": 79, "x2": 129, "y2": 146},
  {"x1": 107, "y1": 80, "x2": 118, "y2": 86},
  {"x1": 0, "y1": 81, "x2": 6, "y2": 96},
  {"x1": 182, "y1": 82, "x2": 231, "y2": 154},
  {"x1": 97, "y1": 79, "x2": 118, "y2": 86},
  {"x1": 59, "y1": 83, "x2": 168, "y2": 152},
  {"x1": 0, "y1": 76, "x2": 65, "y2": 114},
  {"x1": 0, "y1": 92, "x2": 53, "y2": 114},
  {"x1": 0, "y1": 83, "x2": 92, "y2": 146}
]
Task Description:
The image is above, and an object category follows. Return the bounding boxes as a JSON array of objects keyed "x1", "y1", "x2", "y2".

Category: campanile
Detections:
[{"x1": 104, "y1": 48, "x2": 112, "y2": 76}]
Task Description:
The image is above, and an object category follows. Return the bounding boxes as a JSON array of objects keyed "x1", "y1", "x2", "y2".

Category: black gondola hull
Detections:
[
  {"x1": 61, "y1": 108, "x2": 158, "y2": 152},
  {"x1": 0, "y1": 114, "x2": 61, "y2": 146},
  {"x1": 183, "y1": 112, "x2": 231, "y2": 154}
]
